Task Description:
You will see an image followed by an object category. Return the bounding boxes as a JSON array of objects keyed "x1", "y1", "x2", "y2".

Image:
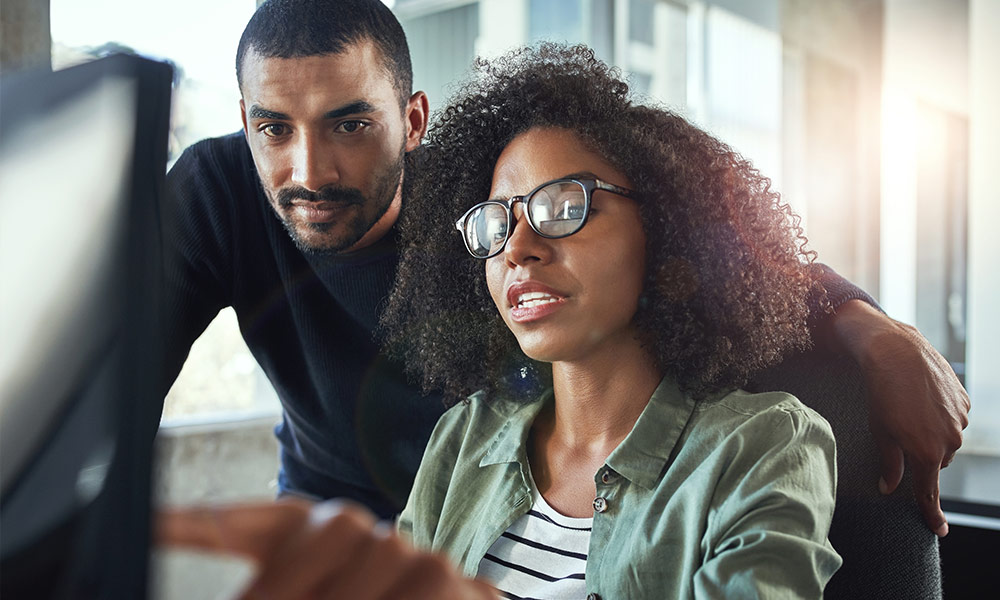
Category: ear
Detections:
[
  {"x1": 403, "y1": 91, "x2": 429, "y2": 152},
  {"x1": 240, "y1": 98, "x2": 250, "y2": 140}
]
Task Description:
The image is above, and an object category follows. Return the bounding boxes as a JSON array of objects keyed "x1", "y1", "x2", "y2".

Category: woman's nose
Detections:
[{"x1": 503, "y1": 203, "x2": 553, "y2": 266}]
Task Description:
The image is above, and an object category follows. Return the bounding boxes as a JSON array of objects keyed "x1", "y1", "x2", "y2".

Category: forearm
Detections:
[{"x1": 818, "y1": 296, "x2": 935, "y2": 374}]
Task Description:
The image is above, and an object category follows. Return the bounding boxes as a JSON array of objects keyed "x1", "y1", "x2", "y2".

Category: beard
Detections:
[{"x1": 271, "y1": 148, "x2": 405, "y2": 256}]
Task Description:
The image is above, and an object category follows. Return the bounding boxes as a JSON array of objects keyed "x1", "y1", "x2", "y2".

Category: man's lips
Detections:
[
  {"x1": 506, "y1": 281, "x2": 568, "y2": 322},
  {"x1": 288, "y1": 201, "x2": 356, "y2": 223}
]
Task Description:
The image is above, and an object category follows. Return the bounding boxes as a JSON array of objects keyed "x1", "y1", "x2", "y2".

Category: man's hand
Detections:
[
  {"x1": 157, "y1": 499, "x2": 498, "y2": 600},
  {"x1": 826, "y1": 300, "x2": 970, "y2": 536}
]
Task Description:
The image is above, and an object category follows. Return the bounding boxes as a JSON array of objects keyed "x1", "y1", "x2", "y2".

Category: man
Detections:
[
  {"x1": 162, "y1": 0, "x2": 966, "y2": 535},
  {"x1": 162, "y1": 0, "x2": 436, "y2": 518}
]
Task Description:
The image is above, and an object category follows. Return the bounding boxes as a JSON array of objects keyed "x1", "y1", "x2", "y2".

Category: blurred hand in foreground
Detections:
[{"x1": 157, "y1": 499, "x2": 498, "y2": 600}]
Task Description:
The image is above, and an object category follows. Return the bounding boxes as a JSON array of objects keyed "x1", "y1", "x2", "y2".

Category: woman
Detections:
[
  {"x1": 382, "y1": 44, "x2": 841, "y2": 598},
  {"x1": 156, "y1": 42, "x2": 969, "y2": 600}
]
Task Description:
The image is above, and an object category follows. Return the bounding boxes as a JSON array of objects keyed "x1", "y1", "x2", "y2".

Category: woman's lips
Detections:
[
  {"x1": 506, "y1": 282, "x2": 568, "y2": 323},
  {"x1": 510, "y1": 297, "x2": 566, "y2": 322}
]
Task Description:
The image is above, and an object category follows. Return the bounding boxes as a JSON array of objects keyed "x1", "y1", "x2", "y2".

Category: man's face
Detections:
[{"x1": 240, "y1": 40, "x2": 426, "y2": 254}]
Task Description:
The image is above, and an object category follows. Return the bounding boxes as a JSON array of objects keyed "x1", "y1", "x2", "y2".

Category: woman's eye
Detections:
[
  {"x1": 337, "y1": 121, "x2": 369, "y2": 133},
  {"x1": 554, "y1": 203, "x2": 587, "y2": 220},
  {"x1": 261, "y1": 124, "x2": 288, "y2": 137}
]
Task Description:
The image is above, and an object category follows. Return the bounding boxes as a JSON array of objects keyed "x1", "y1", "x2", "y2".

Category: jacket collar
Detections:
[
  {"x1": 479, "y1": 389, "x2": 552, "y2": 468},
  {"x1": 476, "y1": 378, "x2": 699, "y2": 490},
  {"x1": 604, "y1": 377, "x2": 699, "y2": 490}
]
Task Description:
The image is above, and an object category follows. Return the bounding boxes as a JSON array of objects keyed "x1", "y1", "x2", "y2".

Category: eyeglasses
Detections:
[{"x1": 454, "y1": 177, "x2": 634, "y2": 259}]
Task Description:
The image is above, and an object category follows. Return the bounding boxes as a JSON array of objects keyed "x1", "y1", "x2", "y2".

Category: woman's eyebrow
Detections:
[
  {"x1": 487, "y1": 172, "x2": 602, "y2": 202},
  {"x1": 561, "y1": 171, "x2": 599, "y2": 180}
]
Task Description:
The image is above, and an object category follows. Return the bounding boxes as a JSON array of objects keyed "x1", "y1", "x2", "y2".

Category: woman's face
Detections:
[{"x1": 486, "y1": 127, "x2": 647, "y2": 364}]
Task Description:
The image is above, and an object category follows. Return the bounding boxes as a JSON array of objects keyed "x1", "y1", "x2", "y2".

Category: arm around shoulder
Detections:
[{"x1": 804, "y1": 264, "x2": 968, "y2": 535}]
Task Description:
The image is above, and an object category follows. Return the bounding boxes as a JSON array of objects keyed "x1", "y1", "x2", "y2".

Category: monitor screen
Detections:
[{"x1": 0, "y1": 53, "x2": 172, "y2": 599}]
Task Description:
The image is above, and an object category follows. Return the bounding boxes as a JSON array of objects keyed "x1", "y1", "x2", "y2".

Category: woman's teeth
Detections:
[{"x1": 516, "y1": 292, "x2": 560, "y2": 308}]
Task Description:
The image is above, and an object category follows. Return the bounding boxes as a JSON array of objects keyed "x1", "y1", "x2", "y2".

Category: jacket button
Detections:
[
  {"x1": 600, "y1": 468, "x2": 617, "y2": 484},
  {"x1": 593, "y1": 496, "x2": 608, "y2": 513},
  {"x1": 587, "y1": 594, "x2": 602, "y2": 600}
]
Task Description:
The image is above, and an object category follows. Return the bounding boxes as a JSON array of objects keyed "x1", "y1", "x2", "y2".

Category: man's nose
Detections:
[{"x1": 290, "y1": 133, "x2": 339, "y2": 192}]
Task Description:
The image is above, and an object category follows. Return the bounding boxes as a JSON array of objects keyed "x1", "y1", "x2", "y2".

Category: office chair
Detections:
[{"x1": 749, "y1": 349, "x2": 943, "y2": 599}]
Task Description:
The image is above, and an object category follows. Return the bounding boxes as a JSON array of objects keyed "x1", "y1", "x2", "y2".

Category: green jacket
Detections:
[{"x1": 399, "y1": 377, "x2": 842, "y2": 599}]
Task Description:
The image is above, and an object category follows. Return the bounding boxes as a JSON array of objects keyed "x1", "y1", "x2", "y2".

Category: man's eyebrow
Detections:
[
  {"x1": 245, "y1": 101, "x2": 377, "y2": 122},
  {"x1": 247, "y1": 105, "x2": 291, "y2": 121},
  {"x1": 322, "y1": 101, "x2": 377, "y2": 120}
]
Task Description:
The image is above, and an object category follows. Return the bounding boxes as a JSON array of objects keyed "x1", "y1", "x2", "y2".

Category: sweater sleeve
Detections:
[
  {"x1": 155, "y1": 138, "x2": 240, "y2": 423},
  {"x1": 806, "y1": 262, "x2": 882, "y2": 327}
]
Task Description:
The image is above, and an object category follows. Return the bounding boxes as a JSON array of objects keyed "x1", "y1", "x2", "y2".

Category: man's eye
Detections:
[
  {"x1": 261, "y1": 124, "x2": 289, "y2": 137},
  {"x1": 337, "y1": 121, "x2": 368, "y2": 133}
]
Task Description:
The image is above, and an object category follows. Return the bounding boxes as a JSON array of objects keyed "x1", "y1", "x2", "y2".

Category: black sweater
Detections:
[
  {"x1": 160, "y1": 132, "x2": 876, "y2": 517},
  {"x1": 162, "y1": 132, "x2": 442, "y2": 515}
]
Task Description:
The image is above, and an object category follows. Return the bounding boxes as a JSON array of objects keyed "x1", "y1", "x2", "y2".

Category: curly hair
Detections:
[{"x1": 382, "y1": 44, "x2": 818, "y2": 404}]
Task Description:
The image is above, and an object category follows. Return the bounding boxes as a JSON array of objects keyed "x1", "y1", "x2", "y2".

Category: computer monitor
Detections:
[{"x1": 0, "y1": 54, "x2": 172, "y2": 599}]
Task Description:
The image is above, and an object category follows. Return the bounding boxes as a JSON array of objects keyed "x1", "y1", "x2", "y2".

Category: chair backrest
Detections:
[{"x1": 749, "y1": 349, "x2": 942, "y2": 599}]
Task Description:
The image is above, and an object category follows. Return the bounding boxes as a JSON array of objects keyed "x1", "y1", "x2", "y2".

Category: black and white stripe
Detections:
[{"x1": 478, "y1": 489, "x2": 592, "y2": 599}]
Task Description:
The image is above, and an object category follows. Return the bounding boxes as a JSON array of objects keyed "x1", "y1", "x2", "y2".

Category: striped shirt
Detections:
[{"x1": 478, "y1": 488, "x2": 592, "y2": 599}]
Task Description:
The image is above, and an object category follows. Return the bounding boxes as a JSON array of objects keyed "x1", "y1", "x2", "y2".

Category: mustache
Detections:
[{"x1": 276, "y1": 185, "x2": 366, "y2": 208}]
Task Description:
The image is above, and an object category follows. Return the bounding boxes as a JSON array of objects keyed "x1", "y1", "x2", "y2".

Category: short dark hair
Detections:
[
  {"x1": 382, "y1": 44, "x2": 820, "y2": 403},
  {"x1": 236, "y1": 0, "x2": 413, "y2": 106}
]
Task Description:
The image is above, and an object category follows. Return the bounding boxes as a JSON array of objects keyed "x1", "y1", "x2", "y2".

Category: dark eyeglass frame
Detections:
[{"x1": 454, "y1": 177, "x2": 634, "y2": 259}]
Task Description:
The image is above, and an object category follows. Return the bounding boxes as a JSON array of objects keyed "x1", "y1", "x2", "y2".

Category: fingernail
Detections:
[{"x1": 878, "y1": 477, "x2": 889, "y2": 494}]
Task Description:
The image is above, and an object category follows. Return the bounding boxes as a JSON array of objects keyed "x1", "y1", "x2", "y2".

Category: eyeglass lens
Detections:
[
  {"x1": 464, "y1": 180, "x2": 589, "y2": 257},
  {"x1": 529, "y1": 181, "x2": 588, "y2": 236},
  {"x1": 464, "y1": 203, "x2": 509, "y2": 258}
]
